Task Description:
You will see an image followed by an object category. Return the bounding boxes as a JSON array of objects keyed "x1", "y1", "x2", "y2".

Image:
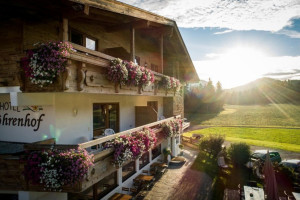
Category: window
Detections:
[
  {"x1": 95, "y1": 171, "x2": 118, "y2": 198},
  {"x1": 152, "y1": 144, "x2": 161, "y2": 159},
  {"x1": 78, "y1": 171, "x2": 117, "y2": 199},
  {"x1": 86, "y1": 37, "x2": 96, "y2": 50},
  {"x1": 93, "y1": 103, "x2": 119, "y2": 137},
  {"x1": 122, "y1": 161, "x2": 136, "y2": 182},
  {"x1": 139, "y1": 152, "x2": 149, "y2": 169},
  {"x1": 70, "y1": 29, "x2": 97, "y2": 50},
  {"x1": 135, "y1": 56, "x2": 140, "y2": 65}
]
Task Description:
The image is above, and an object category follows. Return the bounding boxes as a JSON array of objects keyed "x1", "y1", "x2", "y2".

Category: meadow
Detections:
[
  {"x1": 187, "y1": 104, "x2": 300, "y2": 127},
  {"x1": 185, "y1": 104, "x2": 300, "y2": 152}
]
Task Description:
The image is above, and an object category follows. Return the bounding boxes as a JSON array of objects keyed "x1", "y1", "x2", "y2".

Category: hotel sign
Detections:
[
  {"x1": 0, "y1": 96, "x2": 54, "y2": 143},
  {"x1": 0, "y1": 102, "x2": 45, "y2": 132}
]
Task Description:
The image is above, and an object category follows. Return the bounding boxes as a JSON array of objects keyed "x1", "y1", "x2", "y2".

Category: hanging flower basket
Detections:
[
  {"x1": 161, "y1": 118, "x2": 183, "y2": 138},
  {"x1": 21, "y1": 41, "x2": 74, "y2": 88},
  {"x1": 107, "y1": 58, "x2": 155, "y2": 93},
  {"x1": 105, "y1": 127, "x2": 157, "y2": 167},
  {"x1": 24, "y1": 147, "x2": 94, "y2": 192}
]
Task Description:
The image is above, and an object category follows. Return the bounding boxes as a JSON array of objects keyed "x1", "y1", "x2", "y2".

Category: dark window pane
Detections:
[
  {"x1": 152, "y1": 144, "x2": 161, "y2": 159},
  {"x1": 122, "y1": 161, "x2": 136, "y2": 181},
  {"x1": 139, "y1": 152, "x2": 149, "y2": 169},
  {"x1": 70, "y1": 30, "x2": 83, "y2": 45}
]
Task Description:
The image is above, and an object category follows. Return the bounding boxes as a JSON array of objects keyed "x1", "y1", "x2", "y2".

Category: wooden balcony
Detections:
[
  {"x1": 19, "y1": 43, "x2": 180, "y2": 97},
  {"x1": 0, "y1": 116, "x2": 189, "y2": 193}
]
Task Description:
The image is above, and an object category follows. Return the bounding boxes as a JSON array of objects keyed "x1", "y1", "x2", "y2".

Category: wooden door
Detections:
[{"x1": 135, "y1": 106, "x2": 157, "y2": 127}]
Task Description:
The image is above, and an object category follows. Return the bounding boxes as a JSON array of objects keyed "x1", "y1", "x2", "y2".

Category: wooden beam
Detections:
[
  {"x1": 84, "y1": 4, "x2": 89, "y2": 15},
  {"x1": 130, "y1": 26, "x2": 135, "y2": 62},
  {"x1": 160, "y1": 33, "x2": 163, "y2": 74},
  {"x1": 69, "y1": 0, "x2": 174, "y2": 26},
  {"x1": 62, "y1": 18, "x2": 68, "y2": 41},
  {"x1": 106, "y1": 20, "x2": 147, "y2": 32}
]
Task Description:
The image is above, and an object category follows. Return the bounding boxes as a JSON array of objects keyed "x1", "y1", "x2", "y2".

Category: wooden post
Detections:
[
  {"x1": 63, "y1": 18, "x2": 68, "y2": 41},
  {"x1": 130, "y1": 26, "x2": 135, "y2": 62},
  {"x1": 160, "y1": 33, "x2": 163, "y2": 74}
]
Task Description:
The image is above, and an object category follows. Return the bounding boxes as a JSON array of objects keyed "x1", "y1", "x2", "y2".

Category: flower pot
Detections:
[
  {"x1": 138, "y1": 85, "x2": 142, "y2": 94},
  {"x1": 114, "y1": 83, "x2": 119, "y2": 93}
]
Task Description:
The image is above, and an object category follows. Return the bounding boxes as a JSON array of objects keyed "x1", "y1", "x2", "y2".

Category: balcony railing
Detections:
[
  {"x1": 0, "y1": 115, "x2": 189, "y2": 193},
  {"x1": 20, "y1": 43, "x2": 179, "y2": 97}
]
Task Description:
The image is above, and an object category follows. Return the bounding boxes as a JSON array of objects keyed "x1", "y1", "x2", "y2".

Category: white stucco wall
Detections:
[{"x1": 0, "y1": 93, "x2": 163, "y2": 144}]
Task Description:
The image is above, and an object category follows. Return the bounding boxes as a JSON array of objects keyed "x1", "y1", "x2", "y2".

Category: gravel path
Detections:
[{"x1": 144, "y1": 147, "x2": 213, "y2": 200}]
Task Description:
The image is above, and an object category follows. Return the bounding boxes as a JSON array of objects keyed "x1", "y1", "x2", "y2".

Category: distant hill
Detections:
[{"x1": 224, "y1": 78, "x2": 300, "y2": 105}]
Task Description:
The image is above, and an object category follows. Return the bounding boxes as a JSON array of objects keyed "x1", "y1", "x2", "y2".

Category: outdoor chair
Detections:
[
  {"x1": 218, "y1": 156, "x2": 228, "y2": 168},
  {"x1": 104, "y1": 129, "x2": 115, "y2": 136},
  {"x1": 122, "y1": 187, "x2": 130, "y2": 194}
]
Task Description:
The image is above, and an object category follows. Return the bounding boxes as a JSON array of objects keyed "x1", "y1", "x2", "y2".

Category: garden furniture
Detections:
[
  {"x1": 218, "y1": 156, "x2": 228, "y2": 168},
  {"x1": 109, "y1": 193, "x2": 132, "y2": 200},
  {"x1": 244, "y1": 186, "x2": 264, "y2": 200}
]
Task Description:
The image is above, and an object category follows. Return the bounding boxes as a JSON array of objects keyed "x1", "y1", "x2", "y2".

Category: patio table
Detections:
[
  {"x1": 293, "y1": 192, "x2": 300, "y2": 200},
  {"x1": 108, "y1": 193, "x2": 132, "y2": 200},
  {"x1": 134, "y1": 174, "x2": 154, "y2": 182},
  {"x1": 244, "y1": 186, "x2": 264, "y2": 200}
]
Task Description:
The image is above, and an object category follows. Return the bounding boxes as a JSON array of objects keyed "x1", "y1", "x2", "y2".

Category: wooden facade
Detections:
[
  {"x1": 0, "y1": 116, "x2": 189, "y2": 194},
  {"x1": 0, "y1": 0, "x2": 197, "y2": 199}
]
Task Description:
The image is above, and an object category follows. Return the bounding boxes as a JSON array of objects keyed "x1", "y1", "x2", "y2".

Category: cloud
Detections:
[
  {"x1": 214, "y1": 30, "x2": 233, "y2": 35},
  {"x1": 119, "y1": 0, "x2": 300, "y2": 32},
  {"x1": 276, "y1": 29, "x2": 300, "y2": 38},
  {"x1": 193, "y1": 56, "x2": 300, "y2": 88},
  {"x1": 263, "y1": 69, "x2": 300, "y2": 76}
]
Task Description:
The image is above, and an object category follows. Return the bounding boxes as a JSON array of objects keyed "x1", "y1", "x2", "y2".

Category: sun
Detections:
[{"x1": 209, "y1": 46, "x2": 268, "y2": 88}]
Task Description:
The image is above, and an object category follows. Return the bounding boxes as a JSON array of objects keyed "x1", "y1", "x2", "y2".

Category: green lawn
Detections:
[
  {"x1": 187, "y1": 104, "x2": 300, "y2": 127},
  {"x1": 185, "y1": 104, "x2": 300, "y2": 152},
  {"x1": 184, "y1": 127, "x2": 300, "y2": 152}
]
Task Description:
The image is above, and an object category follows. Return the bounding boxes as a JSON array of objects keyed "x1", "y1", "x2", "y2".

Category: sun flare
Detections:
[{"x1": 196, "y1": 46, "x2": 269, "y2": 88}]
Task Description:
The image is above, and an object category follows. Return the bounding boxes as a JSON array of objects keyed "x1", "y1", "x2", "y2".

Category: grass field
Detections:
[
  {"x1": 185, "y1": 104, "x2": 300, "y2": 152},
  {"x1": 184, "y1": 127, "x2": 300, "y2": 152},
  {"x1": 187, "y1": 104, "x2": 300, "y2": 127}
]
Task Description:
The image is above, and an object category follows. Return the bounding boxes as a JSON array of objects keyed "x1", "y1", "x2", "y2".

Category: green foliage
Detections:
[
  {"x1": 179, "y1": 144, "x2": 184, "y2": 149},
  {"x1": 228, "y1": 143, "x2": 250, "y2": 166},
  {"x1": 163, "y1": 148, "x2": 171, "y2": 156},
  {"x1": 199, "y1": 134, "x2": 225, "y2": 158},
  {"x1": 224, "y1": 78, "x2": 300, "y2": 105},
  {"x1": 184, "y1": 78, "x2": 225, "y2": 114}
]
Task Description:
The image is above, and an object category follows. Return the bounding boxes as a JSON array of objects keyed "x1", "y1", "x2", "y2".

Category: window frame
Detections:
[
  {"x1": 122, "y1": 160, "x2": 136, "y2": 182},
  {"x1": 139, "y1": 152, "x2": 150, "y2": 169},
  {"x1": 151, "y1": 143, "x2": 161, "y2": 160},
  {"x1": 69, "y1": 28, "x2": 98, "y2": 51},
  {"x1": 93, "y1": 103, "x2": 120, "y2": 137}
]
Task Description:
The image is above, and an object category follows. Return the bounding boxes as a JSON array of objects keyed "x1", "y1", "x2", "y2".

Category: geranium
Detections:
[
  {"x1": 25, "y1": 147, "x2": 94, "y2": 191},
  {"x1": 108, "y1": 58, "x2": 155, "y2": 88},
  {"x1": 140, "y1": 67, "x2": 154, "y2": 88},
  {"x1": 161, "y1": 118, "x2": 183, "y2": 138},
  {"x1": 106, "y1": 135, "x2": 133, "y2": 166},
  {"x1": 124, "y1": 61, "x2": 142, "y2": 86},
  {"x1": 107, "y1": 58, "x2": 128, "y2": 85},
  {"x1": 160, "y1": 76, "x2": 181, "y2": 92},
  {"x1": 21, "y1": 41, "x2": 73, "y2": 87},
  {"x1": 106, "y1": 127, "x2": 157, "y2": 167}
]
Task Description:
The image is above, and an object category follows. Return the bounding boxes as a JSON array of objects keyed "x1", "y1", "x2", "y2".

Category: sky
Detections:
[{"x1": 119, "y1": 0, "x2": 300, "y2": 88}]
